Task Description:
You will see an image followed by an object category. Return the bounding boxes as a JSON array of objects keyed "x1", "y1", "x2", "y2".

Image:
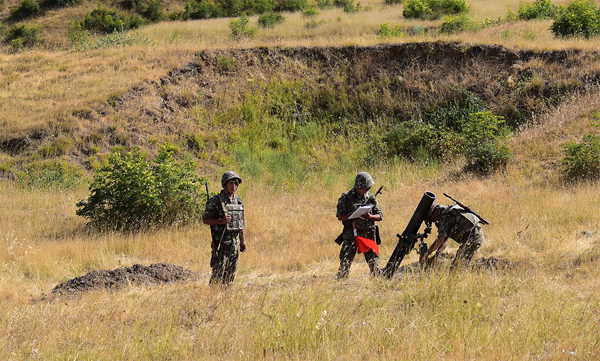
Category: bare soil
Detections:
[{"x1": 51, "y1": 263, "x2": 199, "y2": 295}]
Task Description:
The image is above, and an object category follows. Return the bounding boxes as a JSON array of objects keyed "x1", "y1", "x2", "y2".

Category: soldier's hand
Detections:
[
  {"x1": 240, "y1": 241, "x2": 247, "y2": 252},
  {"x1": 361, "y1": 213, "x2": 373, "y2": 220},
  {"x1": 223, "y1": 214, "x2": 232, "y2": 224}
]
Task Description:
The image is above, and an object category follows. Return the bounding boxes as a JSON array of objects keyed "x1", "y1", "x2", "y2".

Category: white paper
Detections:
[{"x1": 348, "y1": 205, "x2": 373, "y2": 219}]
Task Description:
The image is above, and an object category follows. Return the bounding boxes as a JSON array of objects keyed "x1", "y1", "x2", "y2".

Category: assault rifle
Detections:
[{"x1": 443, "y1": 193, "x2": 489, "y2": 225}]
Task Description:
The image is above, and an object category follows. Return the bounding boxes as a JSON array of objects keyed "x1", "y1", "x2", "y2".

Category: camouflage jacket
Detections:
[
  {"x1": 202, "y1": 190, "x2": 244, "y2": 245},
  {"x1": 336, "y1": 188, "x2": 383, "y2": 234},
  {"x1": 437, "y1": 204, "x2": 482, "y2": 244}
]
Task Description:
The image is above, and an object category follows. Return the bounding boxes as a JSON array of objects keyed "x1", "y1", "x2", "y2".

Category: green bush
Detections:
[
  {"x1": 80, "y1": 7, "x2": 145, "y2": 33},
  {"x1": 562, "y1": 120, "x2": 600, "y2": 182},
  {"x1": 315, "y1": 0, "x2": 333, "y2": 7},
  {"x1": 403, "y1": 0, "x2": 469, "y2": 20},
  {"x1": 229, "y1": 14, "x2": 257, "y2": 38},
  {"x1": 76, "y1": 145, "x2": 206, "y2": 231},
  {"x1": 145, "y1": 0, "x2": 165, "y2": 22},
  {"x1": 518, "y1": 0, "x2": 558, "y2": 20},
  {"x1": 258, "y1": 12, "x2": 285, "y2": 28},
  {"x1": 460, "y1": 111, "x2": 512, "y2": 174},
  {"x1": 15, "y1": 160, "x2": 84, "y2": 190},
  {"x1": 4, "y1": 23, "x2": 40, "y2": 48},
  {"x1": 68, "y1": 19, "x2": 88, "y2": 45},
  {"x1": 183, "y1": 0, "x2": 225, "y2": 19},
  {"x1": 301, "y1": 7, "x2": 319, "y2": 16},
  {"x1": 439, "y1": 13, "x2": 477, "y2": 34},
  {"x1": 377, "y1": 22, "x2": 404, "y2": 37},
  {"x1": 385, "y1": 0, "x2": 403, "y2": 4},
  {"x1": 11, "y1": 0, "x2": 40, "y2": 19},
  {"x1": 343, "y1": 0, "x2": 360, "y2": 13},
  {"x1": 44, "y1": 0, "x2": 84, "y2": 7},
  {"x1": 274, "y1": 0, "x2": 307, "y2": 12},
  {"x1": 550, "y1": 0, "x2": 600, "y2": 38}
]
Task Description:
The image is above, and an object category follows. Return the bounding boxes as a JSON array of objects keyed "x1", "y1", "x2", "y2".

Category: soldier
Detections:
[
  {"x1": 202, "y1": 171, "x2": 247, "y2": 285},
  {"x1": 335, "y1": 172, "x2": 383, "y2": 279},
  {"x1": 419, "y1": 203, "x2": 485, "y2": 269}
]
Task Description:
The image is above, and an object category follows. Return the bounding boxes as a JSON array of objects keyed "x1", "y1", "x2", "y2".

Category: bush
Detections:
[
  {"x1": 68, "y1": 18, "x2": 88, "y2": 45},
  {"x1": 518, "y1": 0, "x2": 558, "y2": 20},
  {"x1": 315, "y1": 0, "x2": 332, "y2": 7},
  {"x1": 76, "y1": 145, "x2": 206, "y2": 231},
  {"x1": 385, "y1": 0, "x2": 403, "y2": 4},
  {"x1": 229, "y1": 14, "x2": 257, "y2": 38},
  {"x1": 80, "y1": 7, "x2": 145, "y2": 33},
  {"x1": 403, "y1": 0, "x2": 469, "y2": 20},
  {"x1": 258, "y1": 12, "x2": 285, "y2": 28},
  {"x1": 11, "y1": 0, "x2": 40, "y2": 19},
  {"x1": 460, "y1": 111, "x2": 512, "y2": 174},
  {"x1": 439, "y1": 13, "x2": 477, "y2": 34},
  {"x1": 274, "y1": 0, "x2": 307, "y2": 12},
  {"x1": 377, "y1": 22, "x2": 404, "y2": 37},
  {"x1": 550, "y1": 0, "x2": 600, "y2": 38},
  {"x1": 183, "y1": 0, "x2": 225, "y2": 19},
  {"x1": 301, "y1": 7, "x2": 319, "y2": 16},
  {"x1": 343, "y1": 0, "x2": 360, "y2": 13},
  {"x1": 562, "y1": 120, "x2": 600, "y2": 182},
  {"x1": 4, "y1": 23, "x2": 40, "y2": 48},
  {"x1": 145, "y1": 0, "x2": 165, "y2": 22},
  {"x1": 44, "y1": 0, "x2": 84, "y2": 7}
]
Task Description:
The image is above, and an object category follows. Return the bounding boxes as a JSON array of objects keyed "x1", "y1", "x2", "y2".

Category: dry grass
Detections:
[{"x1": 1, "y1": 90, "x2": 600, "y2": 357}]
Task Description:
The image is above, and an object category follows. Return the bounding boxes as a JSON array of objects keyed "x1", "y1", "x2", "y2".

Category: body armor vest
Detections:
[
  {"x1": 445, "y1": 206, "x2": 479, "y2": 243},
  {"x1": 224, "y1": 202, "x2": 244, "y2": 232}
]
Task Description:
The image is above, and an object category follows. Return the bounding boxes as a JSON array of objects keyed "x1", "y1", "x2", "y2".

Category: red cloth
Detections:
[{"x1": 355, "y1": 236, "x2": 379, "y2": 255}]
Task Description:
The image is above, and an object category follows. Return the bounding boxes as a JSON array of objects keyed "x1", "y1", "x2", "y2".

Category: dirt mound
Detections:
[{"x1": 51, "y1": 263, "x2": 199, "y2": 295}]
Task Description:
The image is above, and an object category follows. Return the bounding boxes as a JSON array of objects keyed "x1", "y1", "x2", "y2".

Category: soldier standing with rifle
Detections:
[
  {"x1": 202, "y1": 171, "x2": 247, "y2": 285},
  {"x1": 335, "y1": 172, "x2": 383, "y2": 279},
  {"x1": 419, "y1": 194, "x2": 488, "y2": 269}
]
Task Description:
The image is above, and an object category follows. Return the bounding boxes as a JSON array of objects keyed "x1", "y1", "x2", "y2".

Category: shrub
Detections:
[
  {"x1": 403, "y1": 0, "x2": 469, "y2": 20},
  {"x1": 274, "y1": 0, "x2": 307, "y2": 11},
  {"x1": 377, "y1": 22, "x2": 404, "y2": 37},
  {"x1": 68, "y1": 19, "x2": 88, "y2": 45},
  {"x1": 301, "y1": 7, "x2": 319, "y2": 16},
  {"x1": 229, "y1": 14, "x2": 257, "y2": 38},
  {"x1": 315, "y1": 0, "x2": 332, "y2": 7},
  {"x1": 439, "y1": 13, "x2": 477, "y2": 34},
  {"x1": 5, "y1": 23, "x2": 40, "y2": 48},
  {"x1": 44, "y1": 0, "x2": 84, "y2": 7},
  {"x1": 246, "y1": 0, "x2": 275, "y2": 14},
  {"x1": 460, "y1": 111, "x2": 512, "y2": 174},
  {"x1": 258, "y1": 12, "x2": 285, "y2": 28},
  {"x1": 183, "y1": 0, "x2": 225, "y2": 19},
  {"x1": 562, "y1": 119, "x2": 600, "y2": 182},
  {"x1": 11, "y1": 0, "x2": 40, "y2": 19},
  {"x1": 343, "y1": 0, "x2": 360, "y2": 13},
  {"x1": 145, "y1": 0, "x2": 165, "y2": 22},
  {"x1": 385, "y1": 0, "x2": 403, "y2": 4},
  {"x1": 80, "y1": 7, "x2": 145, "y2": 33},
  {"x1": 76, "y1": 145, "x2": 206, "y2": 231},
  {"x1": 518, "y1": 0, "x2": 558, "y2": 20},
  {"x1": 550, "y1": 0, "x2": 600, "y2": 38}
]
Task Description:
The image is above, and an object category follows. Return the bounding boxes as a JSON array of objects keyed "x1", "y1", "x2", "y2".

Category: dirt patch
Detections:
[{"x1": 51, "y1": 263, "x2": 199, "y2": 295}]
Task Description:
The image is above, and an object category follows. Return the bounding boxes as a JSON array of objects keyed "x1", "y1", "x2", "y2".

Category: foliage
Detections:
[
  {"x1": 14, "y1": 160, "x2": 84, "y2": 190},
  {"x1": 80, "y1": 7, "x2": 145, "y2": 33},
  {"x1": 550, "y1": 0, "x2": 600, "y2": 38},
  {"x1": 3, "y1": 23, "x2": 40, "y2": 50},
  {"x1": 385, "y1": 0, "x2": 403, "y2": 4},
  {"x1": 229, "y1": 14, "x2": 257, "y2": 38},
  {"x1": 315, "y1": 0, "x2": 332, "y2": 7},
  {"x1": 343, "y1": 0, "x2": 361, "y2": 13},
  {"x1": 439, "y1": 13, "x2": 477, "y2": 34},
  {"x1": 11, "y1": 0, "x2": 40, "y2": 20},
  {"x1": 71, "y1": 29, "x2": 150, "y2": 51},
  {"x1": 301, "y1": 7, "x2": 319, "y2": 16},
  {"x1": 562, "y1": 119, "x2": 600, "y2": 182},
  {"x1": 274, "y1": 0, "x2": 307, "y2": 11},
  {"x1": 377, "y1": 22, "x2": 404, "y2": 37},
  {"x1": 76, "y1": 145, "x2": 206, "y2": 231},
  {"x1": 459, "y1": 111, "x2": 512, "y2": 173},
  {"x1": 145, "y1": 0, "x2": 165, "y2": 22},
  {"x1": 403, "y1": 0, "x2": 469, "y2": 20},
  {"x1": 258, "y1": 12, "x2": 285, "y2": 28},
  {"x1": 44, "y1": 0, "x2": 84, "y2": 7},
  {"x1": 518, "y1": 0, "x2": 558, "y2": 20},
  {"x1": 67, "y1": 19, "x2": 88, "y2": 46}
]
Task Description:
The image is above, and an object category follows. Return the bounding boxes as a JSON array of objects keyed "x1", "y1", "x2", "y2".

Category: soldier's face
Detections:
[
  {"x1": 356, "y1": 187, "x2": 370, "y2": 195},
  {"x1": 225, "y1": 180, "x2": 238, "y2": 195}
]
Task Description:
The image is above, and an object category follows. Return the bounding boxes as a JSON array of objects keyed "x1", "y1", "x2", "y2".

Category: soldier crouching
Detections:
[{"x1": 202, "y1": 171, "x2": 247, "y2": 285}]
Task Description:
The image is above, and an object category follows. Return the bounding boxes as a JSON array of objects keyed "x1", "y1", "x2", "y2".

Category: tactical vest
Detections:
[
  {"x1": 224, "y1": 202, "x2": 245, "y2": 232},
  {"x1": 444, "y1": 206, "x2": 479, "y2": 243}
]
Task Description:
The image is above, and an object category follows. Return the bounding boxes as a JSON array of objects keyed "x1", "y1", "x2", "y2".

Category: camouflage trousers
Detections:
[
  {"x1": 209, "y1": 235, "x2": 239, "y2": 285},
  {"x1": 337, "y1": 230, "x2": 379, "y2": 279},
  {"x1": 451, "y1": 227, "x2": 484, "y2": 269}
]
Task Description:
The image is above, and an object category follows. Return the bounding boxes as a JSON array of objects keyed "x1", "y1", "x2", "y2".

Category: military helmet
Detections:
[
  {"x1": 221, "y1": 171, "x2": 242, "y2": 187},
  {"x1": 427, "y1": 203, "x2": 439, "y2": 219},
  {"x1": 354, "y1": 172, "x2": 375, "y2": 188}
]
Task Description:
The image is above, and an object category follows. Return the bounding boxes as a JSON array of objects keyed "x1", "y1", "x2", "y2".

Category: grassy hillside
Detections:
[{"x1": 1, "y1": 0, "x2": 600, "y2": 358}]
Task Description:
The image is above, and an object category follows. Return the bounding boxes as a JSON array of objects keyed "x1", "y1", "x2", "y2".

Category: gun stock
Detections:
[{"x1": 443, "y1": 193, "x2": 489, "y2": 225}]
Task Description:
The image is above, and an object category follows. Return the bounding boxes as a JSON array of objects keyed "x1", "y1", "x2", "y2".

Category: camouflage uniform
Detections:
[
  {"x1": 336, "y1": 172, "x2": 383, "y2": 279},
  {"x1": 203, "y1": 186, "x2": 245, "y2": 285},
  {"x1": 436, "y1": 204, "x2": 484, "y2": 268}
]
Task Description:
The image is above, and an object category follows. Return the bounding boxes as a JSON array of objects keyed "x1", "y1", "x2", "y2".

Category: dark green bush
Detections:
[
  {"x1": 145, "y1": 0, "x2": 165, "y2": 22},
  {"x1": 183, "y1": 0, "x2": 225, "y2": 19},
  {"x1": 80, "y1": 7, "x2": 145, "y2": 33},
  {"x1": 43, "y1": 0, "x2": 84, "y2": 8},
  {"x1": 11, "y1": 0, "x2": 40, "y2": 19},
  {"x1": 274, "y1": 0, "x2": 307, "y2": 12},
  {"x1": 315, "y1": 0, "x2": 333, "y2": 7},
  {"x1": 403, "y1": 0, "x2": 469, "y2": 20},
  {"x1": 76, "y1": 145, "x2": 206, "y2": 231},
  {"x1": 343, "y1": 0, "x2": 360, "y2": 13},
  {"x1": 377, "y1": 22, "x2": 404, "y2": 37},
  {"x1": 385, "y1": 0, "x2": 403, "y2": 4},
  {"x1": 4, "y1": 23, "x2": 40, "y2": 48},
  {"x1": 550, "y1": 0, "x2": 600, "y2": 38},
  {"x1": 518, "y1": 0, "x2": 558, "y2": 20},
  {"x1": 258, "y1": 12, "x2": 285, "y2": 28},
  {"x1": 562, "y1": 120, "x2": 600, "y2": 182}
]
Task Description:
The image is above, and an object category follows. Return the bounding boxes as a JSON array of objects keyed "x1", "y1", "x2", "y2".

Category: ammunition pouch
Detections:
[{"x1": 225, "y1": 203, "x2": 244, "y2": 232}]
